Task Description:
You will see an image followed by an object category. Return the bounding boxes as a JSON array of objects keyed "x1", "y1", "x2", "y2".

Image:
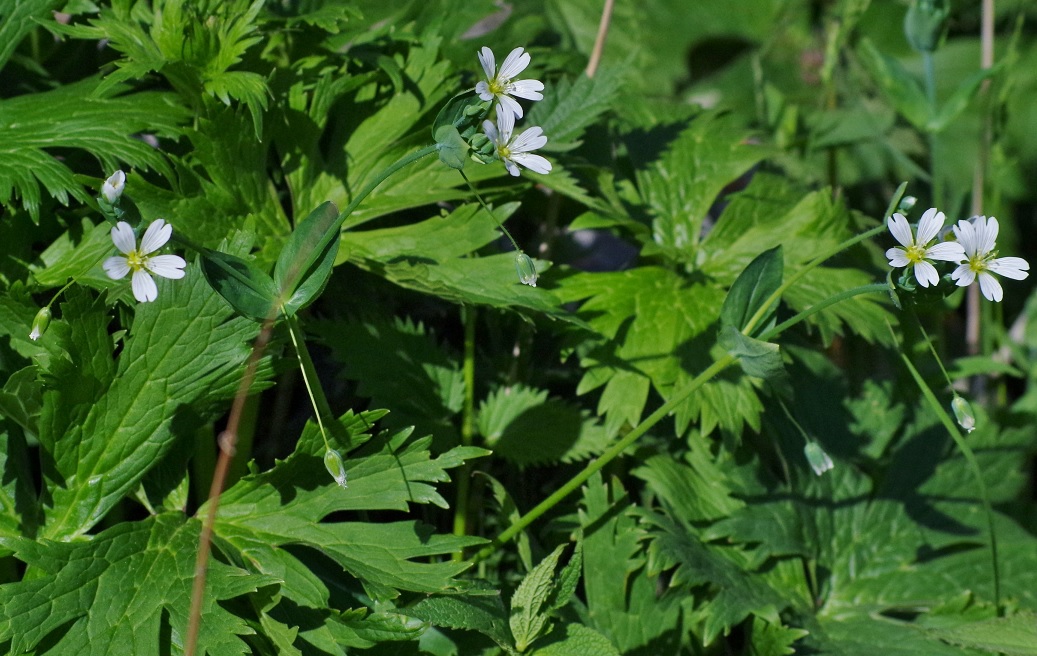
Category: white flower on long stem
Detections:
[
  {"x1": 102, "y1": 219, "x2": 187, "y2": 303},
  {"x1": 886, "y1": 208, "x2": 965, "y2": 287},
  {"x1": 101, "y1": 170, "x2": 126, "y2": 204},
  {"x1": 475, "y1": 46, "x2": 544, "y2": 119},
  {"x1": 482, "y1": 111, "x2": 551, "y2": 177},
  {"x1": 950, "y1": 215, "x2": 1029, "y2": 302}
]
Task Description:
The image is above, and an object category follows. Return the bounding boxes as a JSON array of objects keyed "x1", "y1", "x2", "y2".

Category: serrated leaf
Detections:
[
  {"x1": 0, "y1": 0, "x2": 64, "y2": 73},
  {"x1": 929, "y1": 613, "x2": 1037, "y2": 656},
  {"x1": 39, "y1": 271, "x2": 269, "y2": 540},
  {"x1": 273, "y1": 201, "x2": 340, "y2": 316},
  {"x1": 0, "y1": 513, "x2": 276, "y2": 656},
  {"x1": 528, "y1": 622, "x2": 621, "y2": 656},
  {"x1": 856, "y1": 38, "x2": 931, "y2": 130},
  {"x1": 720, "y1": 246, "x2": 782, "y2": 335},
  {"x1": 510, "y1": 542, "x2": 570, "y2": 652},
  {"x1": 405, "y1": 593, "x2": 513, "y2": 653},
  {"x1": 526, "y1": 67, "x2": 626, "y2": 152}
]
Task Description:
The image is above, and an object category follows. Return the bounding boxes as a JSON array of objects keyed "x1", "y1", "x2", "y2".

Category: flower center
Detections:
[
  {"x1": 967, "y1": 253, "x2": 991, "y2": 274},
  {"x1": 126, "y1": 249, "x2": 149, "y2": 272},
  {"x1": 488, "y1": 78, "x2": 508, "y2": 96},
  {"x1": 905, "y1": 243, "x2": 928, "y2": 264}
]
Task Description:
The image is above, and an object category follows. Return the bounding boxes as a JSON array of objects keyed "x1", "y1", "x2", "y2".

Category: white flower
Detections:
[
  {"x1": 886, "y1": 208, "x2": 965, "y2": 287},
  {"x1": 804, "y1": 442, "x2": 834, "y2": 476},
  {"x1": 950, "y1": 215, "x2": 1029, "y2": 302},
  {"x1": 482, "y1": 111, "x2": 551, "y2": 177},
  {"x1": 475, "y1": 46, "x2": 545, "y2": 119},
  {"x1": 102, "y1": 170, "x2": 126, "y2": 204},
  {"x1": 102, "y1": 219, "x2": 187, "y2": 303}
]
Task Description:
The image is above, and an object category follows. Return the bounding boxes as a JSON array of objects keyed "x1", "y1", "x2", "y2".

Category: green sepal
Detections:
[
  {"x1": 273, "y1": 201, "x2": 341, "y2": 317},
  {"x1": 434, "y1": 124, "x2": 470, "y2": 170}
]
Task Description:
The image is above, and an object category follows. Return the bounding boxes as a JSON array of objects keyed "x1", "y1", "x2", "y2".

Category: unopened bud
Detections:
[
  {"x1": 804, "y1": 442, "x2": 834, "y2": 476},
  {"x1": 514, "y1": 251, "x2": 538, "y2": 287},
  {"x1": 323, "y1": 448, "x2": 348, "y2": 488},
  {"x1": 101, "y1": 170, "x2": 126, "y2": 204},
  {"x1": 904, "y1": 0, "x2": 949, "y2": 53},
  {"x1": 29, "y1": 306, "x2": 52, "y2": 341},
  {"x1": 898, "y1": 195, "x2": 917, "y2": 212},
  {"x1": 951, "y1": 395, "x2": 976, "y2": 433}
]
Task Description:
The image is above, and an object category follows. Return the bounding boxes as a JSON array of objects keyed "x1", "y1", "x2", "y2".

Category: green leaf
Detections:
[
  {"x1": 435, "y1": 124, "x2": 471, "y2": 170},
  {"x1": 529, "y1": 623, "x2": 621, "y2": 656},
  {"x1": 0, "y1": 513, "x2": 276, "y2": 655},
  {"x1": 526, "y1": 67, "x2": 626, "y2": 152},
  {"x1": 720, "y1": 246, "x2": 783, "y2": 335},
  {"x1": 510, "y1": 542, "x2": 574, "y2": 652},
  {"x1": 39, "y1": 272, "x2": 269, "y2": 540},
  {"x1": 718, "y1": 325, "x2": 785, "y2": 381},
  {"x1": 200, "y1": 247, "x2": 279, "y2": 322},
  {"x1": 856, "y1": 38, "x2": 931, "y2": 130},
  {"x1": 273, "y1": 201, "x2": 341, "y2": 316},
  {"x1": 930, "y1": 613, "x2": 1037, "y2": 656},
  {"x1": 929, "y1": 65, "x2": 1000, "y2": 132},
  {"x1": 0, "y1": 0, "x2": 64, "y2": 73},
  {"x1": 405, "y1": 592, "x2": 514, "y2": 653}
]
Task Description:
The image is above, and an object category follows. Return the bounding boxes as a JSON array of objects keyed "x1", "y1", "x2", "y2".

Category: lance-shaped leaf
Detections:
[
  {"x1": 273, "y1": 201, "x2": 340, "y2": 316},
  {"x1": 720, "y1": 245, "x2": 783, "y2": 336},
  {"x1": 199, "y1": 248, "x2": 278, "y2": 321}
]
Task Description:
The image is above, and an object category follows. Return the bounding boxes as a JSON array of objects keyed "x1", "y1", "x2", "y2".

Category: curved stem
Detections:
[
  {"x1": 894, "y1": 328, "x2": 1001, "y2": 615},
  {"x1": 760, "y1": 283, "x2": 888, "y2": 341},
  {"x1": 285, "y1": 312, "x2": 337, "y2": 450}
]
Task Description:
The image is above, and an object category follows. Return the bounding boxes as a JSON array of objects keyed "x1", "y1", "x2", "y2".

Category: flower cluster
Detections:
[
  {"x1": 476, "y1": 46, "x2": 552, "y2": 177},
  {"x1": 886, "y1": 208, "x2": 1029, "y2": 302}
]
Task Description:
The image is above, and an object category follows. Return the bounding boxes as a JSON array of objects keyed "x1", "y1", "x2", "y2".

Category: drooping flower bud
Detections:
[
  {"x1": 898, "y1": 195, "x2": 917, "y2": 213},
  {"x1": 29, "y1": 306, "x2": 52, "y2": 341},
  {"x1": 514, "y1": 251, "x2": 538, "y2": 287},
  {"x1": 323, "y1": 448, "x2": 348, "y2": 488},
  {"x1": 904, "y1": 0, "x2": 949, "y2": 53},
  {"x1": 951, "y1": 395, "x2": 976, "y2": 433},
  {"x1": 102, "y1": 170, "x2": 126, "y2": 204},
  {"x1": 804, "y1": 442, "x2": 834, "y2": 476}
]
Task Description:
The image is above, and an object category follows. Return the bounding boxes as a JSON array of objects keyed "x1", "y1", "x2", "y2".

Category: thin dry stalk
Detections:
[{"x1": 585, "y1": 0, "x2": 615, "y2": 78}]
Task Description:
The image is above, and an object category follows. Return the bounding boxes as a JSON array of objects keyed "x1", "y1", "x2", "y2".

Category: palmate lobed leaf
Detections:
[
  {"x1": 214, "y1": 413, "x2": 488, "y2": 600},
  {"x1": 0, "y1": 513, "x2": 276, "y2": 656},
  {"x1": 38, "y1": 266, "x2": 269, "y2": 541},
  {"x1": 0, "y1": 80, "x2": 187, "y2": 222}
]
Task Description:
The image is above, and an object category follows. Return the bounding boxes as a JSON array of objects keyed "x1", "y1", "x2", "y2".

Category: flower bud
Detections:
[
  {"x1": 898, "y1": 195, "x2": 917, "y2": 212},
  {"x1": 951, "y1": 395, "x2": 976, "y2": 433},
  {"x1": 101, "y1": 170, "x2": 126, "y2": 204},
  {"x1": 323, "y1": 448, "x2": 348, "y2": 488},
  {"x1": 904, "y1": 0, "x2": 949, "y2": 53},
  {"x1": 514, "y1": 251, "x2": 538, "y2": 287},
  {"x1": 29, "y1": 306, "x2": 52, "y2": 341},
  {"x1": 804, "y1": 442, "x2": 834, "y2": 476}
]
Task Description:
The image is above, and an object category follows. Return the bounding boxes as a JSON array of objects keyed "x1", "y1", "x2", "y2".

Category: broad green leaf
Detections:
[
  {"x1": 856, "y1": 38, "x2": 931, "y2": 130},
  {"x1": 526, "y1": 66, "x2": 626, "y2": 153},
  {"x1": 718, "y1": 325, "x2": 785, "y2": 381},
  {"x1": 720, "y1": 246, "x2": 783, "y2": 335},
  {"x1": 39, "y1": 271, "x2": 269, "y2": 540},
  {"x1": 510, "y1": 542, "x2": 569, "y2": 652},
  {"x1": 929, "y1": 613, "x2": 1037, "y2": 656},
  {"x1": 477, "y1": 385, "x2": 612, "y2": 465},
  {"x1": 529, "y1": 623, "x2": 621, "y2": 656},
  {"x1": 273, "y1": 201, "x2": 341, "y2": 316},
  {"x1": 405, "y1": 593, "x2": 514, "y2": 653},
  {"x1": 0, "y1": 81, "x2": 186, "y2": 222},
  {"x1": 0, "y1": 513, "x2": 276, "y2": 656},
  {"x1": 199, "y1": 248, "x2": 278, "y2": 322}
]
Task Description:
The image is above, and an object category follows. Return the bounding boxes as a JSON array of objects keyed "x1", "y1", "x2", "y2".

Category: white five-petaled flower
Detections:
[
  {"x1": 102, "y1": 219, "x2": 187, "y2": 303},
  {"x1": 482, "y1": 111, "x2": 551, "y2": 177},
  {"x1": 950, "y1": 216, "x2": 1029, "y2": 302},
  {"x1": 101, "y1": 170, "x2": 126, "y2": 204},
  {"x1": 475, "y1": 46, "x2": 545, "y2": 119},
  {"x1": 886, "y1": 208, "x2": 965, "y2": 287}
]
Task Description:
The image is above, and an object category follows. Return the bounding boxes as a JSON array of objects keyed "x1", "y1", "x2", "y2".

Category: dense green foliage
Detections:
[{"x1": 2, "y1": 0, "x2": 1037, "y2": 654}]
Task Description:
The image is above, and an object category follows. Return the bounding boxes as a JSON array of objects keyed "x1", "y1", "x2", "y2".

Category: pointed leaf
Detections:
[
  {"x1": 273, "y1": 201, "x2": 340, "y2": 316},
  {"x1": 200, "y1": 248, "x2": 278, "y2": 321},
  {"x1": 720, "y1": 246, "x2": 783, "y2": 335}
]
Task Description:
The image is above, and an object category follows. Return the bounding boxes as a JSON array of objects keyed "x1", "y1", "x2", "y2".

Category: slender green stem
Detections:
[
  {"x1": 923, "y1": 51, "x2": 943, "y2": 208},
  {"x1": 760, "y1": 283, "x2": 888, "y2": 341},
  {"x1": 894, "y1": 326, "x2": 1001, "y2": 615},
  {"x1": 458, "y1": 169, "x2": 521, "y2": 252},
  {"x1": 469, "y1": 354, "x2": 737, "y2": 563},
  {"x1": 285, "y1": 312, "x2": 337, "y2": 449},
  {"x1": 453, "y1": 305, "x2": 478, "y2": 550},
  {"x1": 743, "y1": 181, "x2": 904, "y2": 336},
  {"x1": 339, "y1": 145, "x2": 440, "y2": 230}
]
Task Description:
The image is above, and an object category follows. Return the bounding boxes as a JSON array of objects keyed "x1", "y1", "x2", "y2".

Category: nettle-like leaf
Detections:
[
  {"x1": 0, "y1": 80, "x2": 187, "y2": 222},
  {"x1": 37, "y1": 269, "x2": 270, "y2": 541},
  {"x1": 0, "y1": 513, "x2": 277, "y2": 656},
  {"x1": 214, "y1": 411, "x2": 488, "y2": 604},
  {"x1": 526, "y1": 65, "x2": 626, "y2": 153},
  {"x1": 477, "y1": 385, "x2": 612, "y2": 465}
]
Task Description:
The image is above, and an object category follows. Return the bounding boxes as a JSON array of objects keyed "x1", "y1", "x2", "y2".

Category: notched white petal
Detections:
[
  {"x1": 148, "y1": 255, "x2": 188, "y2": 279},
  {"x1": 110, "y1": 222, "x2": 137, "y2": 254},
  {"x1": 132, "y1": 270, "x2": 158, "y2": 303},
  {"x1": 140, "y1": 219, "x2": 172, "y2": 255},
  {"x1": 103, "y1": 256, "x2": 130, "y2": 280},
  {"x1": 887, "y1": 213, "x2": 914, "y2": 247}
]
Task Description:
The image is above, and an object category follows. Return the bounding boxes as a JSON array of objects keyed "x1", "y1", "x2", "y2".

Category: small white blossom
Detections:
[
  {"x1": 102, "y1": 170, "x2": 126, "y2": 204},
  {"x1": 886, "y1": 208, "x2": 965, "y2": 287},
  {"x1": 102, "y1": 219, "x2": 186, "y2": 303},
  {"x1": 475, "y1": 46, "x2": 544, "y2": 119},
  {"x1": 482, "y1": 111, "x2": 551, "y2": 177},
  {"x1": 950, "y1": 216, "x2": 1029, "y2": 302},
  {"x1": 29, "y1": 307, "x2": 51, "y2": 341},
  {"x1": 804, "y1": 442, "x2": 834, "y2": 476}
]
